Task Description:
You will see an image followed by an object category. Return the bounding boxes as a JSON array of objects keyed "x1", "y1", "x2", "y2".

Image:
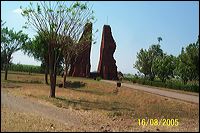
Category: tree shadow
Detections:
[
  {"x1": 1, "y1": 82, "x2": 21, "y2": 89},
  {"x1": 55, "y1": 96, "x2": 134, "y2": 112},
  {"x1": 58, "y1": 81, "x2": 86, "y2": 88},
  {"x1": 5, "y1": 79, "x2": 43, "y2": 84}
]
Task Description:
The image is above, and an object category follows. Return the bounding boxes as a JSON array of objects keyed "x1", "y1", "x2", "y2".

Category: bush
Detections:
[
  {"x1": 132, "y1": 79, "x2": 137, "y2": 83},
  {"x1": 96, "y1": 77, "x2": 102, "y2": 81}
]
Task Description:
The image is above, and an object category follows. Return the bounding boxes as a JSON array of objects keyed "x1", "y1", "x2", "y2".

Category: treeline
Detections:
[
  {"x1": 124, "y1": 75, "x2": 199, "y2": 92},
  {"x1": 8, "y1": 63, "x2": 42, "y2": 74},
  {"x1": 131, "y1": 37, "x2": 199, "y2": 92}
]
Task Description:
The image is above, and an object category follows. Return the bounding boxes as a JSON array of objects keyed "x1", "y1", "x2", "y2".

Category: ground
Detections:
[{"x1": 1, "y1": 71, "x2": 199, "y2": 132}]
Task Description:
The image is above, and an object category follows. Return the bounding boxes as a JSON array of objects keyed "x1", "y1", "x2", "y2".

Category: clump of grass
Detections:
[
  {"x1": 96, "y1": 77, "x2": 102, "y2": 81},
  {"x1": 29, "y1": 80, "x2": 43, "y2": 84},
  {"x1": 108, "y1": 111, "x2": 123, "y2": 117}
]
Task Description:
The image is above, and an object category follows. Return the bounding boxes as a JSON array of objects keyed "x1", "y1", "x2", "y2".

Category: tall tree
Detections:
[
  {"x1": 1, "y1": 27, "x2": 29, "y2": 80},
  {"x1": 21, "y1": 1, "x2": 95, "y2": 98},
  {"x1": 148, "y1": 44, "x2": 163, "y2": 80},
  {"x1": 134, "y1": 49, "x2": 151, "y2": 77},
  {"x1": 134, "y1": 37, "x2": 163, "y2": 80},
  {"x1": 175, "y1": 36, "x2": 199, "y2": 84},
  {"x1": 134, "y1": 44, "x2": 163, "y2": 80},
  {"x1": 22, "y1": 33, "x2": 49, "y2": 84},
  {"x1": 1, "y1": 20, "x2": 7, "y2": 70},
  {"x1": 152, "y1": 54, "x2": 176, "y2": 82}
]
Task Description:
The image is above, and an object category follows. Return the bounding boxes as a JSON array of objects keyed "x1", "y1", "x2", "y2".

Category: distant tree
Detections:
[
  {"x1": 157, "y1": 37, "x2": 162, "y2": 44},
  {"x1": 185, "y1": 38, "x2": 199, "y2": 80},
  {"x1": 152, "y1": 54, "x2": 176, "y2": 82},
  {"x1": 148, "y1": 44, "x2": 163, "y2": 80},
  {"x1": 175, "y1": 48, "x2": 192, "y2": 84},
  {"x1": 22, "y1": 33, "x2": 49, "y2": 84},
  {"x1": 134, "y1": 37, "x2": 163, "y2": 80},
  {"x1": 175, "y1": 36, "x2": 199, "y2": 84},
  {"x1": 134, "y1": 48, "x2": 151, "y2": 78},
  {"x1": 21, "y1": 1, "x2": 95, "y2": 98},
  {"x1": 1, "y1": 27, "x2": 29, "y2": 80},
  {"x1": 1, "y1": 20, "x2": 7, "y2": 70}
]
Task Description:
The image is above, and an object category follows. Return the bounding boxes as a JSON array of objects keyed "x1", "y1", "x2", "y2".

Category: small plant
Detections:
[
  {"x1": 96, "y1": 76, "x2": 102, "y2": 81},
  {"x1": 108, "y1": 111, "x2": 123, "y2": 118},
  {"x1": 132, "y1": 78, "x2": 137, "y2": 83},
  {"x1": 29, "y1": 80, "x2": 43, "y2": 84}
]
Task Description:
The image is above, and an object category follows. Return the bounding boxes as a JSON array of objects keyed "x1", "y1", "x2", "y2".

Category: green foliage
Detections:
[
  {"x1": 157, "y1": 37, "x2": 162, "y2": 44},
  {"x1": 9, "y1": 63, "x2": 42, "y2": 73},
  {"x1": 134, "y1": 36, "x2": 199, "y2": 85},
  {"x1": 175, "y1": 38, "x2": 199, "y2": 84},
  {"x1": 134, "y1": 49, "x2": 151, "y2": 77},
  {"x1": 22, "y1": 33, "x2": 48, "y2": 62},
  {"x1": 123, "y1": 75, "x2": 199, "y2": 93},
  {"x1": 1, "y1": 23, "x2": 29, "y2": 80},
  {"x1": 134, "y1": 43, "x2": 163, "y2": 80},
  {"x1": 96, "y1": 77, "x2": 102, "y2": 81},
  {"x1": 152, "y1": 54, "x2": 176, "y2": 82}
]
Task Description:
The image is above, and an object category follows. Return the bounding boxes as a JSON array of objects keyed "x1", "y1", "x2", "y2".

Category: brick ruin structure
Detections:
[
  {"x1": 97, "y1": 25, "x2": 118, "y2": 80},
  {"x1": 68, "y1": 24, "x2": 118, "y2": 80},
  {"x1": 68, "y1": 23, "x2": 92, "y2": 77}
]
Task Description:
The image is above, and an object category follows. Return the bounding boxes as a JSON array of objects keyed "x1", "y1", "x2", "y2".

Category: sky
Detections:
[{"x1": 1, "y1": 1, "x2": 199, "y2": 74}]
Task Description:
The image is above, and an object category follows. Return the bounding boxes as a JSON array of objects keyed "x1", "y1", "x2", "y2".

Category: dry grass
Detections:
[
  {"x1": 1, "y1": 107, "x2": 77, "y2": 132},
  {"x1": 1, "y1": 71, "x2": 199, "y2": 132}
]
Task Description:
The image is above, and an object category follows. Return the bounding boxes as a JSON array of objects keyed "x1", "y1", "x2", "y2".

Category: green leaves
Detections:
[
  {"x1": 157, "y1": 37, "x2": 162, "y2": 44},
  {"x1": 135, "y1": 36, "x2": 199, "y2": 84},
  {"x1": 134, "y1": 43, "x2": 163, "y2": 80},
  {"x1": 47, "y1": 8, "x2": 53, "y2": 13},
  {"x1": 80, "y1": 4, "x2": 87, "y2": 10},
  {"x1": 152, "y1": 54, "x2": 176, "y2": 82},
  {"x1": 37, "y1": 4, "x2": 41, "y2": 14},
  {"x1": 73, "y1": 1, "x2": 80, "y2": 8},
  {"x1": 1, "y1": 25, "x2": 29, "y2": 74},
  {"x1": 175, "y1": 39, "x2": 199, "y2": 83}
]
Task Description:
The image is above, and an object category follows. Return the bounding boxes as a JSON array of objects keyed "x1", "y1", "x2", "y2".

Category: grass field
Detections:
[{"x1": 1, "y1": 71, "x2": 199, "y2": 132}]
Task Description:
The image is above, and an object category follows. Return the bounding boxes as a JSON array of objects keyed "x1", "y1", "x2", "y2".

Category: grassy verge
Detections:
[{"x1": 123, "y1": 76, "x2": 199, "y2": 93}]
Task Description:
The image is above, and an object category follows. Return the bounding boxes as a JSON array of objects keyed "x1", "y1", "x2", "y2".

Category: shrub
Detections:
[{"x1": 96, "y1": 77, "x2": 102, "y2": 81}]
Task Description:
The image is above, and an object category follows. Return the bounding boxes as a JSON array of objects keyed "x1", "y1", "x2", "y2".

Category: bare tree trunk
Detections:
[
  {"x1": 45, "y1": 67, "x2": 48, "y2": 84},
  {"x1": 4, "y1": 56, "x2": 10, "y2": 80},
  {"x1": 4, "y1": 63, "x2": 8, "y2": 80},
  {"x1": 49, "y1": 72, "x2": 56, "y2": 98},
  {"x1": 63, "y1": 63, "x2": 68, "y2": 87},
  {"x1": 49, "y1": 44, "x2": 56, "y2": 98},
  {"x1": 44, "y1": 55, "x2": 49, "y2": 85},
  {"x1": 45, "y1": 60, "x2": 49, "y2": 85}
]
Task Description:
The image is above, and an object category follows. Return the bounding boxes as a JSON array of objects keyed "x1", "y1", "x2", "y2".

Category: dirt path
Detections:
[
  {"x1": 1, "y1": 90, "x2": 134, "y2": 132},
  {"x1": 102, "y1": 80, "x2": 199, "y2": 104}
]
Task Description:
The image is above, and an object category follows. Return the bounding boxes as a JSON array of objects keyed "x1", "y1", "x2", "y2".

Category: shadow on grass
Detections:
[
  {"x1": 61, "y1": 81, "x2": 86, "y2": 88},
  {"x1": 72, "y1": 88, "x2": 113, "y2": 96},
  {"x1": 50, "y1": 96, "x2": 134, "y2": 113},
  {"x1": 59, "y1": 81, "x2": 112, "y2": 96},
  {"x1": 1, "y1": 82, "x2": 21, "y2": 89},
  {"x1": 5, "y1": 79, "x2": 43, "y2": 84}
]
